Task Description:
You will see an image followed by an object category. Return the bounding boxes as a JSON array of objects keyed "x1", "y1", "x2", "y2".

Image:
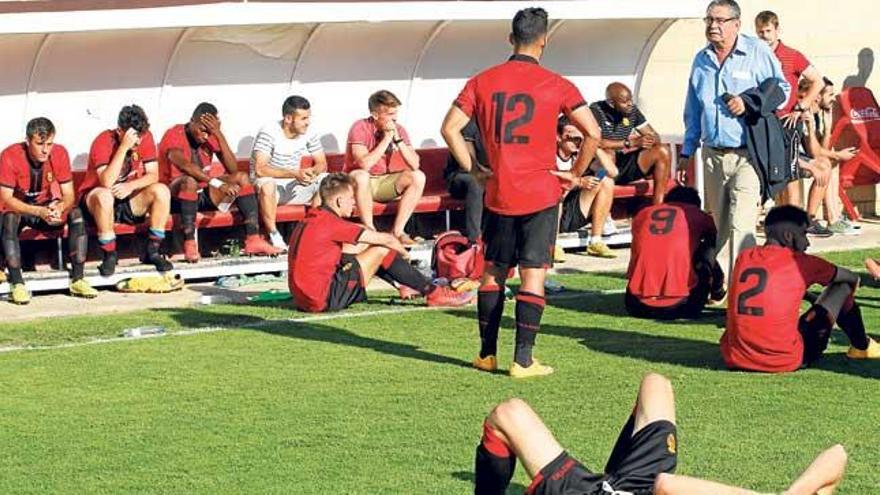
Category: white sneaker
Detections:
[
  {"x1": 602, "y1": 217, "x2": 619, "y2": 237},
  {"x1": 269, "y1": 231, "x2": 288, "y2": 251}
]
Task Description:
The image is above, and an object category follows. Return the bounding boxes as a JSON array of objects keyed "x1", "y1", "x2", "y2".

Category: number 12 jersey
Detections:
[{"x1": 454, "y1": 54, "x2": 586, "y2": 216}]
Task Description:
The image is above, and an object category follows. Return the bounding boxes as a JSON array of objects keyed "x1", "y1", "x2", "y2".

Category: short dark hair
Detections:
[
  {"x1": 319, "y1": 172, "x2": 355, "y2": 203},
  {"x1": 764, "y1": 205, "x2": 809, "y2": 243},
  {"x1": 282, "y1": 95, "x2": 310, "y2": 116},
  {"x1": 707, "y1": 0, "x2": 741, "y2": 19},
  {"x1": 26, "y1": 117, "x2": 55, "y2": 140},
  {"x1": 191, "y1": 102, "x2": 218, "y2": 120},
  {"x1": 511, "y1": 7, "x2": 548, "y2": 45},
  {"x1": 117, "y1": 104, "x2": 150, "y2": 134},
  {"x1": 823, "y1": 77, "x2": 834, "y2": 88},
  {"x1": 368, "y1": 90, "x2": 401, "y2": 112},
  {"x1": 556, "y1": 115, "x2": 571, "y2": 136},
  {"x1": 754, "y1": 10, "x2": 778, "y2": 27},
  {"x1": 665, "y1": 186, "x2": 702, "y2": 207}
]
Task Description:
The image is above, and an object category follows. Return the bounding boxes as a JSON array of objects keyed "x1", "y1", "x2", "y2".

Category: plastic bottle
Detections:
[
  {"x1": 216, "y1": 195, "x2": 234, "y2": 213},
  {"x1": 122, "y1": 326, "x2": 167, "y2": 338},
  {"x1": 199, "y1": 295, "x2": 231, "y2": 305}
]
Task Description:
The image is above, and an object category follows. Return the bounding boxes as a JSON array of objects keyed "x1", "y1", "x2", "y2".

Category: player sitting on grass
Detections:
[
  {"x1": 625, "y1": 186, "x2": 724, "y2": 320},
  {"x1": 287, "y1": 173, "x2": 474, "y2": 313},
  {"x1": 474, "y1": 372, "x2": 848, "y2": 495},
  {"x1": 1, "y1": 117, "x2": 96, "y2": 304},
  {"x1": 721, "y1": 205, "x2": 880, "y2": 373}
]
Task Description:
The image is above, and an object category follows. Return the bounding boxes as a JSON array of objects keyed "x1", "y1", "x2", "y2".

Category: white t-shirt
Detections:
[
  {"x1": 250, "y1": 121, "x2": 323, "y2": 176},
  {"x1": 556, "y1": 152, "x2": 573, "y2": 171}
]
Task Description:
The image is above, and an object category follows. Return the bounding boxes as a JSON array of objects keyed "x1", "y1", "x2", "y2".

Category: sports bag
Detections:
[{"x1": 432, "y1": 230, "x2": 484, "y2": 280}]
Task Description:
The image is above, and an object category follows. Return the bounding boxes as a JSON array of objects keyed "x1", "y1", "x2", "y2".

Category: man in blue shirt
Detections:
[{"x1": 679, "y1": 0, "x2": 789, "y2": 296}]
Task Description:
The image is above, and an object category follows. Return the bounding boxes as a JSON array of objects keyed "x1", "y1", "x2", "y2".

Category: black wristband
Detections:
[{"x1": 393, "y1": 138, "x2": 404, "y2": 145}]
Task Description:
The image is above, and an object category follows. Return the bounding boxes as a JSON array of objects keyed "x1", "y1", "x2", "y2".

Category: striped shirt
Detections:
[
  {"x1": 251, "y1": 121, "x2": 323, "y2": 176},
  {"x1": 590, "y1": 101, "x2": 648, "y2": 142}
]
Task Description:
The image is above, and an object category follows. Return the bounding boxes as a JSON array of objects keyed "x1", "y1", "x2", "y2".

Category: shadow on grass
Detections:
[
  {"x1": 545, "y1": 290, "x2": 726, "y2": 328},
  {"x1": 157, "y1": 306, "x2": 475, "y2": 369},
  {"x1": 444, "y1": 301, "x2": 880, "y2": 378},
  {"x1": 505, "y1": 314, "x2": 726, "y2": 370},
  {"x1": 451, "y1": 471, "x2": 529, "y2": 494}
]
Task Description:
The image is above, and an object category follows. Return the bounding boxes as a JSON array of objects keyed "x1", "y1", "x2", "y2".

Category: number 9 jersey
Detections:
[
  {"x1": 721, "y1": 245, "x2": 837, "y2": 373},
  {"x1": 627, "y1": 202, "x2": 717, "y2": 305},
  {"x1": 453, "y1": 54, "x2": 586, "y2": 216}
]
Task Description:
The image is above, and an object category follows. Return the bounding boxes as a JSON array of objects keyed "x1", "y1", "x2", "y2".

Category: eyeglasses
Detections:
[{"x1": 703, "y1": 16, "x2": 738, "y2": 26}]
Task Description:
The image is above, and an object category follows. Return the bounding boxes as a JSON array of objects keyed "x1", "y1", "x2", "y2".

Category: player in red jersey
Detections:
[
  {"x1": 474, "y1": 372, "x2": 848, "y2": 495},
  {"x1": 1, "y1": 118, "x2": 96, "y2": 304},
  {"x1": 159, "y1": 102, "x2": 280, "y2": 263},
  {"x1": 626, "y1": 186, "x2": 724, "y2": 320},
  {"x1": 287, "y1": 173, "x2": 474, "y2": 313},
  {"x1": 441, "y1": 7, "x2": 610, "y2": 378},
  {"x1": 79, "y1": 105, "x2": 173, "y2": 276},
  {"x1": 721, "y1": 205, "x2": 879, "y2": 373}
]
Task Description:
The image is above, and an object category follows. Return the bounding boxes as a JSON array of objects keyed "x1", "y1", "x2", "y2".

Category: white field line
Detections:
[{"x1": 0, "y1": 288, "x2": 624, "y2": 354}]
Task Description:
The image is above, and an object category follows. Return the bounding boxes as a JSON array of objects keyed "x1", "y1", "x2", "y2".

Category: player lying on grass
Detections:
[
  {"x1": 721, "y1": 205, "x2": 879, "y2": 373},
  {"x1": 287, "y1": 172, "x2": 474, "y2": 313},
  {"x1": 474, "y1": 372, "x2": 848, "y2": 495},
  {"x1": 625, "y1": 186, "x2": 724, "y2": 320}
]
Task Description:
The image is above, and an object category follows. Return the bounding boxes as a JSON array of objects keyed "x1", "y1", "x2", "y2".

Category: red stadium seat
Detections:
[{"x1": 830, "y1": 86, "x2": 880, "y2": 220}]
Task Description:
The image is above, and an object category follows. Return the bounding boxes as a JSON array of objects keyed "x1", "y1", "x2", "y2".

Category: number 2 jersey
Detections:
[
  {"x1": 627, "y1": 202, "x2": 716, "y2": 306},
  {"x1": 720, "y1": 245, "x2": 837, "y2": 373},
  {"x1": 454, "y1": 54, "x2": 586, "y2": 215}
]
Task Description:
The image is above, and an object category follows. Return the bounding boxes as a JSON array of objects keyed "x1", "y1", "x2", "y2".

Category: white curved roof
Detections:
[
  {"x1": 0, "y1": 1, "x2": 705, "y2": 34},
  {"x1": 0, "y1": 1, "x2": 703, "y2": 167}
]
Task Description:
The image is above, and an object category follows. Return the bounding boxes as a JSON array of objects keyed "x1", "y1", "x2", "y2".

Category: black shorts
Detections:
[
  {"x1": 559, "y1": 189, "x2": 588, "y2": 233},
  {"x1": 80, "y1": 194, "x2": 146, "y2": 226},
  {"x1": 615, "y1": 150, "x2": 650, "y2": 185},
  {"x1": 8, "y1": 212, "x2": 64, "y2": 233},
  {"x1": 170, "y1": 189, "x2": 217, "y2": 213},
  {"x1": 325, "y1": 254, "x2": 368, "y2": 312},
  {"x1": 624, "y1": 267, "x2": 711, "y2": 320},
  {"x1": 527, "y1": 420, "x2": 678, "y2": 495},
  {"x1": 483, "y1": 204, "x2": 558, "y2": 269},
  {"x1": 799, "y1": 304, "x2": 833, "y2": 366}
]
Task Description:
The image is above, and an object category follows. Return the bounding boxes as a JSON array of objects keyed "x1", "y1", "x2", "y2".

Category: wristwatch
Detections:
[{"x1": 393, "y1": 137, "x2": 404, "y2": 145}]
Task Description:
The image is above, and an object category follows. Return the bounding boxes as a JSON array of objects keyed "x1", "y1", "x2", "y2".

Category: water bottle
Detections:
[
  {"x1": 199, "y1": 295, "x2": 231, "y2": 305},
  {"x1": 216, "y1": 195, "x2": 234, "y2": 213},
  {"x1": 122, "y1": 326, "x2": 167, "y2": 338}
]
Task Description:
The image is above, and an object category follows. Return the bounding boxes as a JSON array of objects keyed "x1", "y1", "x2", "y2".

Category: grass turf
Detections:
[{"x1": 0, "y1": 250, "x2": 878, "y2": 493}]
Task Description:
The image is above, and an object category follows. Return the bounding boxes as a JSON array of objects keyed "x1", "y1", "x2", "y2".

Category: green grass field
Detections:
[{"x1": 1, "y1": 249, "x2": 879, "y2": 494}]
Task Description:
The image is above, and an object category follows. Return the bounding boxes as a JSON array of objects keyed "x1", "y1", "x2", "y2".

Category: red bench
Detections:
[{"x1": 6, "y1": 146, "x2": 669, "y2": 245}]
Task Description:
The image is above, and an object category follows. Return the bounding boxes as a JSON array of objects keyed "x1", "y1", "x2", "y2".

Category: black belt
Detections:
[{"x1": 707, "y1": 145, "x2": 746, "y2": 153}]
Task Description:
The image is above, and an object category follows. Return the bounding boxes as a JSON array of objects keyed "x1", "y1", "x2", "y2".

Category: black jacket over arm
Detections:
[{"x1": 740, "y1": 78, "x2": 790, "y2": 201}]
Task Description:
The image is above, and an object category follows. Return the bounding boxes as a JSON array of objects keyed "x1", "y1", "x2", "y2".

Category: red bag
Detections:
[{"x1": 432, "y1": 230, "x2": 485, "y2": 280}]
